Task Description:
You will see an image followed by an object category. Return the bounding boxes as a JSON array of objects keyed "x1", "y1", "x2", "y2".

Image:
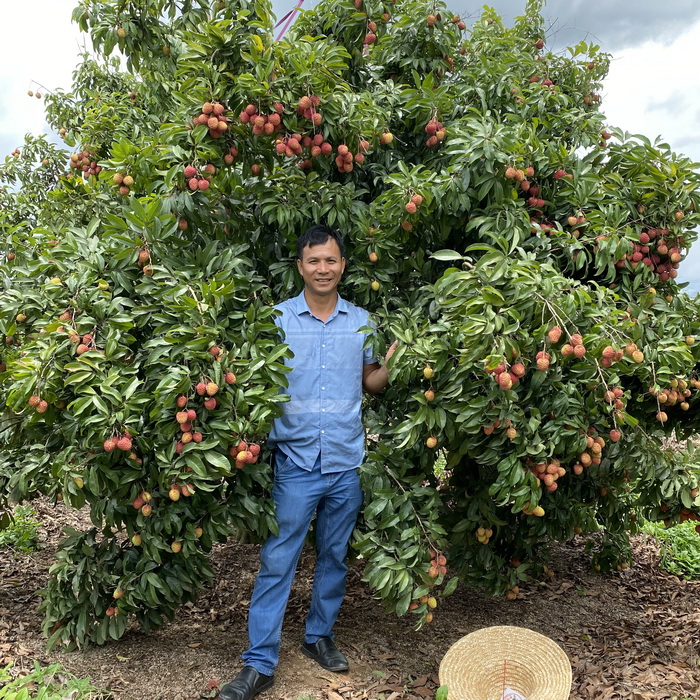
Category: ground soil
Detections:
[{"x1": 1, "y1": 498, "x2": 700, "y2": 700}]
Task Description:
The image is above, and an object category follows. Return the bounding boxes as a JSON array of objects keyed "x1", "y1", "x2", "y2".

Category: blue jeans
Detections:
[{"x1": 241, "y1": 452, "x2": 363, "y2": 676}]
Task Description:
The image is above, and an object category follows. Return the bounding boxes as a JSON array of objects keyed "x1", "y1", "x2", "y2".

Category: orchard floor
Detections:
[{"x1": 1, "y1": 500, "x2": 700, "y2": 700}]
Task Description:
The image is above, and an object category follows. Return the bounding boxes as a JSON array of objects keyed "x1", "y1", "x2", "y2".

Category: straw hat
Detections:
[{"x1": 438, "y1": 625, "x2": 572, "y2": 700}]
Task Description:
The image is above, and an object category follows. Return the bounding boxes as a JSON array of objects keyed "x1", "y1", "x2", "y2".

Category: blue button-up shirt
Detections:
[{"x1": 268, "y1": 290, "x2": 376, "y2": 473}]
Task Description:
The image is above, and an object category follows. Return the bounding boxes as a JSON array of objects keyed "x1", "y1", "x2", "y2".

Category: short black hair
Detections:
[{"x1": 296, "y1": 224, "x2": 345, "y2": 260}]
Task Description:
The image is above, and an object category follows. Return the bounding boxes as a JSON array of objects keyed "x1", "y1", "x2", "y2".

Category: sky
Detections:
[{"x1": 1, "y1": 0, "x2": 699, "y2": 292}]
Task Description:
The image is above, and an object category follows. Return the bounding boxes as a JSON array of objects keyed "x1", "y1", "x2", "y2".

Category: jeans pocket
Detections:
[{"x1": 275, "y1": 452, "x2": 295, "y2": 476}]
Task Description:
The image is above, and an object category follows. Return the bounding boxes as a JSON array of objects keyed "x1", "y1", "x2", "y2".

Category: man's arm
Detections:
[{"x1": 362, "y1": 340, "x2": 398, "y2": 395}]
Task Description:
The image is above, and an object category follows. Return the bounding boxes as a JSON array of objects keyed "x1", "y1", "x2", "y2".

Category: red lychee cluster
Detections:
[
  {"x1": 275, "y1": 133, "x2": 332, "y2": 170},
  {"x1": 74, "y1": 332, "x2": 97, "y2": 356},
  {"x1": 546, "y1": 326, "x2": 592, "y2": 361},
  {"x1": 136, "y1": 246, "x2": 152, "y2": 275},
  {"x1": 28, "y1": 394, "x2": 49, "y2": 414},
  {"x1": 172, "y1": 378, "x2": 224, "y2": 453},
  {"x1": 528, "y1": 457, "x2": 566, "y2": 492},
  {"x1": 565, "y1": 214, "x2": 587, "y2": 238},
  {"x1": 678, "y1": 507, "x2": 700, "y2": 526},
  {"x1": 364, "y1": 26, "x2": 377, "y2": 46},
  {"x1": 404, "y1": 192, "x2": 424, "y2": 215},
  {"x1": 229, "y1": 440, "x2": 261, "y2": 468},
  {"x1": 424, "y1": 119, "x2": 446, "y2": 148},
  {"x1": 506, "y1": 166, "x2": 547, "y2": 213},
  {"x1": 650, "y1": 377, "x2": 693, "y2": 419},
  {"x1": 69, "y1": 150, "x2": 101, "y2": 178},
  {"x1": 240, "y1": 103, "x2": 284, "y2": 135},
  {"x1": 527, "y1": 192, "x2": 547, "y2": 210},
  {"x1": 223, "y1": 145, "x2": 239, "y2": 166},
  {"x1": 168, "y1": 482, "x2": 195, "y2": 501},
  {"x1": 174, "y1": 396, "x2": 204, "y2": 453},
  {"x1": 427, "y1": 551, "x2": 447, "y2": 578},
  {"x1": 193, "y1": 101, "x2": 229, "y2": 139},
  {"x1": 111, "y1": 172, "x2": 135, "y2": 196},
  {"x1": 104, "y1": 430, "x2": 134, "y2": 453},
  {"x1": 505, "y1": 166, "x2": 530, "y2": 182},
  {"x1": 334, "y1": 141, "x2": 369, "y2": 173},
  {"x1": 475, "y1": 526, "x2": 493, "y2": 544},
  {"x1": 623, "y1": 342, "x2": 644, "y2": 364},
  {"x1": 553, "y1": 168, "x2": 573, "y2": 180},
  {"x1": 572, "y1": 433, "x2": 607, "y2": 474},
  {"x1": 355, "y1": 0, "x2": 392, "y2": 40},
  {"x1": 603, "y1": 385, "x2": 626, "y2": 411},
  {"x1": 535, "y1": 350, "x2": 550, "y2": 371},
  {"x1": 546, "y1": 325, "x2": 562, "y2": 343},
  {"x1": 196, "y1": 379, "x2": 219, "y2": 398},
  {"x1": 559, "y1": 333, "x2": 587, "y2": 359},
  {"x1": 485, "y1": 360, "x2": 525, "y2": 390},
  {"x1": 132, "y1": 490, "x2": 152, "y2": 516},
  {"x1": 482, "y1": 417, "x2": 517, "y2": 440},
  {"x1": 599, "y1": 345, "x2": 625, "y2": 368},
  {"x1": 615, "y1": 227, "x2": 684, "y2": 282},
  {"x1": 182, "y1": 163, "x2": 215, "y2": 192},
  {"x1": 528, "y1": 74, "x2": 556, "y2": 89},
  {"x1": 297, "y1": 96, "x2": 323, "y2": 126}
]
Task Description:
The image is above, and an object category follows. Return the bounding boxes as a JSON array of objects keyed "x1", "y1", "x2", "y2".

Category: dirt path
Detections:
[{"x1": 1, "y1": 499, "x2": 700, "y2": 699}]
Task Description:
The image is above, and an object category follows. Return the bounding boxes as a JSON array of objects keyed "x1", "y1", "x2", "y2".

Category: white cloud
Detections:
[
  {"x1": 0, "y1": 0, "x2": 84, "y2": 151},
  {"x1": 601, "y1": 21, "x2": 700, "y2": 293},
  {"x1": 603, "y1": 21, "x2": 700, "y2": 162}
]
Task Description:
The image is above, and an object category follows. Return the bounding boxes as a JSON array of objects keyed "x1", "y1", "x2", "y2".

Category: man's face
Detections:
[{"x1": 297, "y1": 238, "x2": 346, "y2": 297}]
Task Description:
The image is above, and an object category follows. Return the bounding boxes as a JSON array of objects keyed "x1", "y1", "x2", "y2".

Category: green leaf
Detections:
[
  {"x1": 431, "y1": 249, "x2": 463, "y2": 261},
  {"x1": 443, "y1": 576, "x2": 459, "y2": 596},
  {"x1": 203, "y1": 450, "x2": 233, "y2": 473}
]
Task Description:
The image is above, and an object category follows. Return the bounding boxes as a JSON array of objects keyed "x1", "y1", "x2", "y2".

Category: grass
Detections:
[
  {"x1": 0, "y1": 504, "x2": 41, "y2": 553},
  {"x1": 642, "y1": 519, "x2": 700, "y2": 580},
  {"x1": 0, "y1": 661, "x2": 109, "y2": 699}
]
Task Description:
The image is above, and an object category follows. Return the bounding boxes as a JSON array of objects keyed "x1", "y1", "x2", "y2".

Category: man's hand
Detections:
[
  {"x1": 362, "y1": 340, "x2": 399, "y2": 395},
  {"x1": 385, "y1": 340, "x2": 399, "y2": 366}
]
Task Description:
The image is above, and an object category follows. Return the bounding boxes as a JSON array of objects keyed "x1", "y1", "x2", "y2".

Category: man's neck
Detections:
[{"x1": 304, "y1": 288, "x2": 338, "y2": 320}]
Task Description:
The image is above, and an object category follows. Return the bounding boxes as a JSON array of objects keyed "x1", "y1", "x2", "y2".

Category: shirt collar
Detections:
[{"x1": 294, "y1": 290, "x2": 349, "y2": 318}]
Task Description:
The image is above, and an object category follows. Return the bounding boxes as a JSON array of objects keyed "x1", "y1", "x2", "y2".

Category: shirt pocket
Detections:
[{"x1": 284, "y1": 330, "x2": 319, "y2": 371}]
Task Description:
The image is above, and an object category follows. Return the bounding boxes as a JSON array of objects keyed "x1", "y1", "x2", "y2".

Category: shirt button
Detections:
[
  {"x1": 321, "y1": 430, "x2": 325, "y2": 434},
  {"x1": 322, "y1": 387, "x2": 325, "y2": 390},
  {"x1": 322, "y1": 408, "x2": 326, "y2": 412},
  {"x1": 322, "y1": 365, "x2": 326, "y2": 368},
  {"x1": 322, "y1": 344, "x2": 326, "y2": 348}
]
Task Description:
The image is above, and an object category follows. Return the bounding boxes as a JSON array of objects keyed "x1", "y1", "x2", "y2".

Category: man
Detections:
[{"x1": 220, "y1": 224, "x2": 397, "y2": 700}]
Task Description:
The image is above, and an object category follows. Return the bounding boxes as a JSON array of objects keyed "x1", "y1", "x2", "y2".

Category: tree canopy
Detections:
[{"x1": 1, "y1": 0, "x2": 700, "y2": 649}]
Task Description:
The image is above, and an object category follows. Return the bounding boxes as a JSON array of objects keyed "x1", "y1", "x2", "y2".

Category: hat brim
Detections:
[{"x1": 438, "y1": 625, "x2": 572, "y2": 700}]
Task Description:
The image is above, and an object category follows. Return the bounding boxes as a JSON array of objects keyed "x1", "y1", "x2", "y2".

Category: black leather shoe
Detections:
[
  {"x1": 219, "y1": 666, "x2": 274, "y2": 700},
  {"x1": 301, "y1": 637, "x2": 349, "y2": 672}
]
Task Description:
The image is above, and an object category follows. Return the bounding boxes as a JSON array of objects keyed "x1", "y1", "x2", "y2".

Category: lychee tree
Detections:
[{"x1": 2, "y1": 0, "x2": 700, "y2": 648}]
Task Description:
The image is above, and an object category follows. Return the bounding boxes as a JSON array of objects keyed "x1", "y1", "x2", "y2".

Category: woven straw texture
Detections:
[{"x1": 438, "y1": 625, "x2": 572, "y2": 700}]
